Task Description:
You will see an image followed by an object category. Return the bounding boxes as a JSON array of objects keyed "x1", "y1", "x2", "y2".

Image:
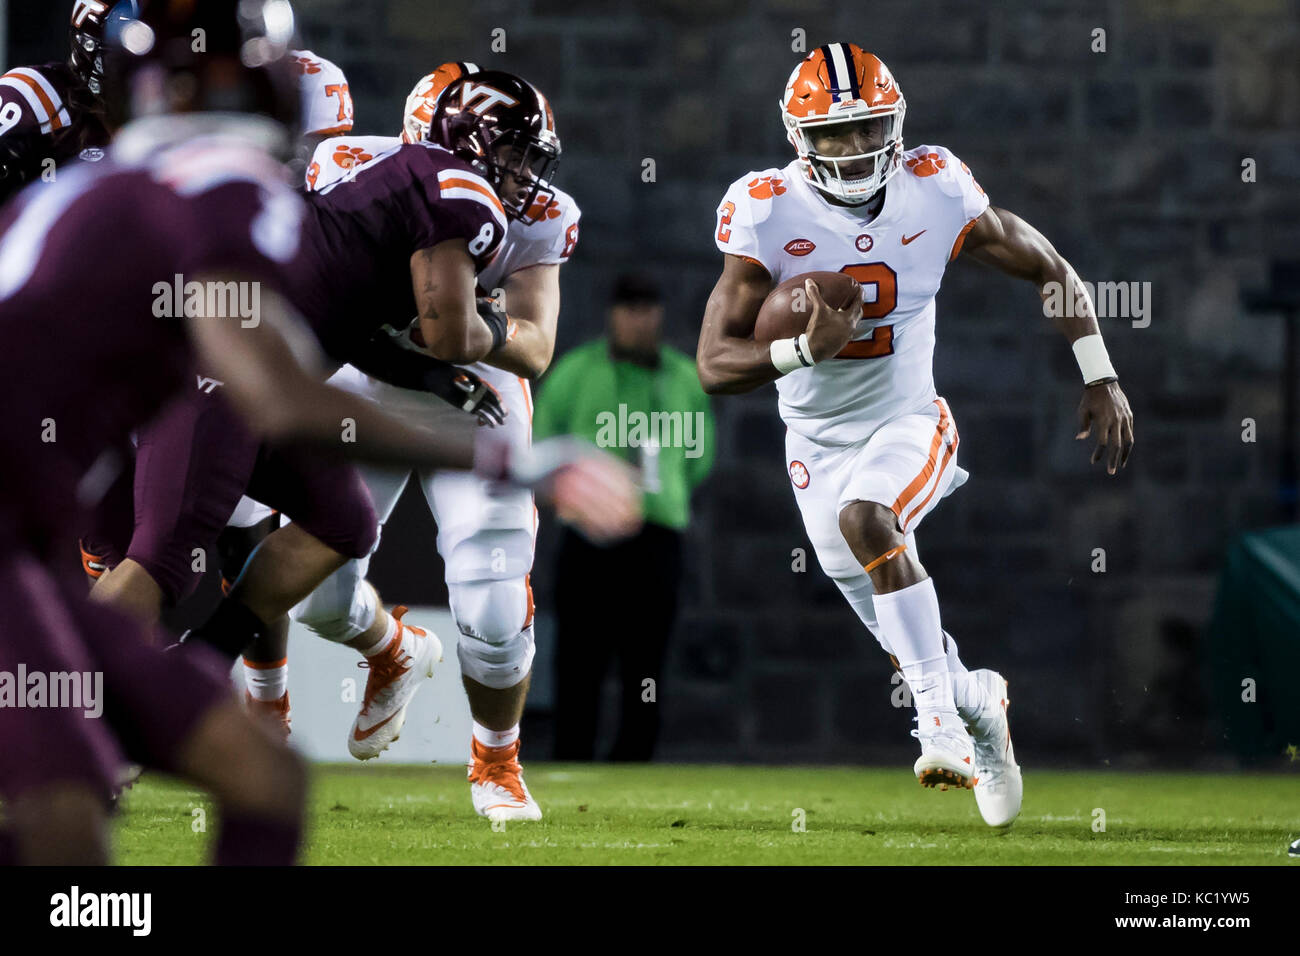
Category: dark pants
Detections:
[
  {"x1": 82, "y1": 387, "x2": 376, "y2": 605},
  {"x1": 553, "y1": 523, "x2": 682, "y2": 761},
  {"x1": 0, "y1": 546, "x2": 232, "y2": 803}
]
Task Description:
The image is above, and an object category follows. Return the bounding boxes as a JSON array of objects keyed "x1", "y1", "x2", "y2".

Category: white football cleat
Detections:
[
  {"x1": 348, "y1": 607, "x2": 441, "y2": 760},
  {"x1": 912, "y1": 713, "x2": 976, "y2": 790},
  {"x1": 965, "y1": 669, "x2": 1022, "y2": 828},
  {"x1": 468, "y1": 738, "x2": 543, "y2": 822}
]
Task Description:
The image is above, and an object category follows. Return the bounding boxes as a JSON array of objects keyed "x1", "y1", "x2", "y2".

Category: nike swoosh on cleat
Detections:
[
  {"x1": 353, "y1": 712, "x2": 400, "y2": 740},
  {"x1": 901, "y1": 230, "x2": 926, "y2": 245}
]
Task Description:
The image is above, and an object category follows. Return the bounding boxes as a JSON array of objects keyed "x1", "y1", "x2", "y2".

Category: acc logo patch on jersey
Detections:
[
  {"x1": 784, "y1": 238, "x2": 815, "y2": 256},
  {"x1": 748, "y1": 175, "x2": 786, "y2": 200},
  {"x1": 789, "y1": 460, "x2": 810, "y2": 489}
]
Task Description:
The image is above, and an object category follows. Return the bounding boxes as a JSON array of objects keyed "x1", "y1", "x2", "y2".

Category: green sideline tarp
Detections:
[{"x1": 1207, "y1": 526, "x2": 1300, "y2": 762}]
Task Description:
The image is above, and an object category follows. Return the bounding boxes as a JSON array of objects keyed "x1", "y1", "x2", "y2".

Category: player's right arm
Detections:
[
  {"x1": 187, "y1": 282, "x2": 640, "y2": 542},
  {"x1": 346, "y1": 327, "x2": 506, "y2": 425},
  {"x1": 696, "y1": 253, "x2": 779, "y2": 394},
  {"x1": 697, "y1": 177, "x2": 859, "y2": 395},
  {"x1": 696, "y1": 255, "x2": 858, "y2": 394},
  {"x1": 187, "y1": 281, "x2": 477, "y2": 470},
  {"x1": 410, "y1": 239, "x2": 500, "y2": 364},
  {"x1": 403, "y1": 154, "x2": 510, "y2": 365}
]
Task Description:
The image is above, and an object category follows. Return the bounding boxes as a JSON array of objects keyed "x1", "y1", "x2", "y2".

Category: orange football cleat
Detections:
[
  {"x1": 245, "y1": 691, "x2": 291, "y2": 739},
  {"x1": 468, "y1": 738, "x2": 542, "y2": 822}
]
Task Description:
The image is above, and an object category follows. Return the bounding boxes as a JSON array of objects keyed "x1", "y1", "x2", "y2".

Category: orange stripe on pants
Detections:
[
  {"x1": 903, "y1": 441, "x2": 956, "y2": 529},
  {"x1": 890, "y1": 400, "x2": 957, "y2": 529}
]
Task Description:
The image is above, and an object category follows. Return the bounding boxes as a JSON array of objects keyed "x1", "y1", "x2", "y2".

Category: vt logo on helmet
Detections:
[
  {"x1": 427, "y1": 69, "x2": 561, "y2": 225},
  {"x1": 780, "y1": 42, "x2": 906, "y2": 205}
]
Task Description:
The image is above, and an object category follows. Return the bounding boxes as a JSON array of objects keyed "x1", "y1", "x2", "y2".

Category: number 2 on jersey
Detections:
[
  {"x1": 716, "y1": 201, "x2": 735, "y2": 243},
  {"x1": 836, "y1": 262, "x2": 897, "y2": 359}
]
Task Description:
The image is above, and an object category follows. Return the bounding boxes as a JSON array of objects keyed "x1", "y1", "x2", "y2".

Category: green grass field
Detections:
[{"x1": 114, "y1": 764, "x2": 1300, "y2": 865}]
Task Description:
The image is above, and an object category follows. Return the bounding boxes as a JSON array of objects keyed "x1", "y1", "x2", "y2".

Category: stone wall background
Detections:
[
  {"x1": 179, "y1": 0, "x2": 1300, "y2": 768},
  {"x1": 11, "y1": 0, "x2": 1298, "y2": 766}
]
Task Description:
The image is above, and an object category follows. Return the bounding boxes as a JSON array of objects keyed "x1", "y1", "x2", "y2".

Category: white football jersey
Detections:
[
  {"x1": 477, "y1": 186, "x2": 581, "y2": 293},
  {"x1": 305, "y1": 134, "x2": 400, "y2": 191},
  {"x1": 292, "y1": 49, "x2": 354, "y2": 138},
  {"x1": 716, "y1": 144, "x2": 989, "y2": 444},
  {"x1": 304, "y1": 134, "x2": 581, "y2": 391}
]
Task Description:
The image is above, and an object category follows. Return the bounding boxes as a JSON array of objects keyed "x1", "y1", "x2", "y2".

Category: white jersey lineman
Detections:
[
  {"x1": 715, "y1": 143, "x2": 986, "y2": 604},
  {"x1": 304, "y1": 133, "x2": 396, "y2": 192},
  {"x1": 291, "y1": 131, "x2": 581, "y2": 692},
  {"x1": 292, "y1": 49, "x2": 354, "y2": 137}
]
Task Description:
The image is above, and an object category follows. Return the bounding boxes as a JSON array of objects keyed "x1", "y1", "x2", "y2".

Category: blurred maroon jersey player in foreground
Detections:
[{"x1": 0, "y1": 0, "x2": 638, "y2": 865}]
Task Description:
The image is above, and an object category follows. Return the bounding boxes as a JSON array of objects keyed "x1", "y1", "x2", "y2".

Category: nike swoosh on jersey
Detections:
[{"x1": 901, "y1": 230, "x2": 927, "y2": 245}]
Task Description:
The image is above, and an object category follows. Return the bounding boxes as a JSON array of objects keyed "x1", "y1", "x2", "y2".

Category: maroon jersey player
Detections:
[
  {"x1": 110, "y1": 72, "x2": 573, "y2": 665},
  {"x1": 78, "y1": 79, "x2": 524, "y2": 632},
  {"x1": 0, "y1": 0, "x2": 638, "y2": 865},
  {"x1": 0, "y1": 1, "x2": 133, "y2": 205}
]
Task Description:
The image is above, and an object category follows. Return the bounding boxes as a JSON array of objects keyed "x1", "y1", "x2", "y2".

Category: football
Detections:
[{"x1": 753, "y1": 270, "x2": 862, "y2": 342}]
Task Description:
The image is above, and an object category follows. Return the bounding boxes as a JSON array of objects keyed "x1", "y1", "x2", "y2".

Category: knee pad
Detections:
[
  {"x1": 291, "y1": 568, "x2": 378, "y2": 643},
  {"x1": 448, "y1": 577, "x2": 531, "y2": 644},
  {"x1": 450, "y1": 578, "x2": 535, "y2": 689},
  {"x1": 456, "y1": 623, "x2": 536, "y2": 690},
  {"x1": 441, "y1": 525, "x2": 535, "y2": 586}
]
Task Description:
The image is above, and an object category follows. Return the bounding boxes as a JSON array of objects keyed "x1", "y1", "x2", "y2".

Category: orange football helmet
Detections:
[
  {"x1": 780, "y1": 43, "x2": 906, "y2": 204},
  {"x1": 401, "y1": 61, "x2": 479, "y2": 143}
]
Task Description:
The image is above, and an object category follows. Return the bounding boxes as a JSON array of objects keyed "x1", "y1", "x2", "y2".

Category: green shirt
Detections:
[{"x1": 533, "y1": 339, "x2": 715, "y2": 530}]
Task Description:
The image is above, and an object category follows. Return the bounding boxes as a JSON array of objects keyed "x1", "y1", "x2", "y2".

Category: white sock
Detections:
[
  {"x1": 834, "y1": 575, "x2": 895, "y2": 656},
  {"x1": 243, "y1": 658, "x2": 288, "y2": 701},
  {"x1": 872, "y1": 577, "x2": 957, "y2": 715},
  {"x1": 357, "y1": 611, "x2": 399, "y2": 658},
  {"x1": 942, "y1": 632, "x2": 987, "y2": 721},
  {"x1": 473, "y1": 721, "x2": 519, "y2": 750},
  {"x1": 943, "y1": 630, "x2": 968, "y2": 675}
]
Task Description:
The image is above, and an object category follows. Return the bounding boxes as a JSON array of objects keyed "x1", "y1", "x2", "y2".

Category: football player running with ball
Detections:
[{"x1": 697, "y1": 43, "x2": 1134, "y2": 828}]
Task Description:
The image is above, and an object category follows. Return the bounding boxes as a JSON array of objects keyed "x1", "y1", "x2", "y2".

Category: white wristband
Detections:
[
  {"x1": 1071, "y1": 334, "x2": 1117, "y2": 385},
  {"x1": 770, "y1": 333, "x2": 814, "y2": 375}
]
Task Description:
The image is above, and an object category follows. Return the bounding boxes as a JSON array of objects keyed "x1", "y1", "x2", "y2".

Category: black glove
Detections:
[
  {"x1": 347, "y1": 328, "x2": 507, "y2": 426},
  {"x1": 477, "y1": 296, "x2": 511, "y2": 351},
  {"x1": 439, "y1": 366, "x2": 507, "y2": 426}
]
